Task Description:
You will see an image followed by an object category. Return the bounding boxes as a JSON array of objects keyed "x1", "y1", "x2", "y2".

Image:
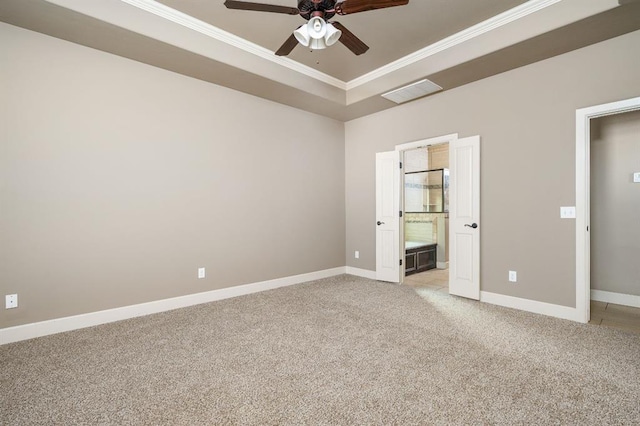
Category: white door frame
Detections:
[
  {"x1": 395, "y1": 133, "x2": 459, "y2": 282},
  {"x1": 575, "y1": 96, "x2": 640, "y2": 323}
]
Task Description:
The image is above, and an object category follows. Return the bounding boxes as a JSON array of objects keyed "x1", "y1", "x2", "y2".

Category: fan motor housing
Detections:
[{"x1": 299, "y1": 0, "x2": 336, "y2": 20}]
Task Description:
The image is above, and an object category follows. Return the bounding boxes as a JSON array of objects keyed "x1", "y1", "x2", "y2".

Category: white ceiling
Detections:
[{"x1": 2, "y1": 0, "x2": 638, "y2": 120}]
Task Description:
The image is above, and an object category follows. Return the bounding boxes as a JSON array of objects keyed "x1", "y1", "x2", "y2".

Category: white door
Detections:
[
  {"x1": 375, "y1": 151, "x2": 401, "y2": 283},
  {"x1": 449, "y1": 136, "x2": 481, "y2": 299}
]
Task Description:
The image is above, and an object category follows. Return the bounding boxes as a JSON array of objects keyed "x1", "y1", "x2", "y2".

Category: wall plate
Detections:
[
  {"x1": 6, "y1": 294, "x2": 18, "y2": 309},
  {"x1": 560, "y1": 206, "x2": 576, "y2": 219}
]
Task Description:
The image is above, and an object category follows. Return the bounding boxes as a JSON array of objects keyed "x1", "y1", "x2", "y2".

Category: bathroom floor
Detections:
[
  {"x1": 404, "y1": 269, "x2": 640, "y2": 333},
  {"x1": 403, "y1": 268, "x2": 449, "y2": 293}
]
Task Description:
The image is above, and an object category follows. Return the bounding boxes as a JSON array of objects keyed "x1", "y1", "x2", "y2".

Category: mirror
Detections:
[{"x1": 404, "y1": 168, "x2": 449, "y2": 213}]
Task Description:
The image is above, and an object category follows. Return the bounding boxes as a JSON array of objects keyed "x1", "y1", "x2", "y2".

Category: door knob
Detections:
[
  {"x1": 377, "y1": 221, "x2": 385, "y2": 226},
  {"x1": 464, "y1": 223, "x2": 478, "y2": 229}
]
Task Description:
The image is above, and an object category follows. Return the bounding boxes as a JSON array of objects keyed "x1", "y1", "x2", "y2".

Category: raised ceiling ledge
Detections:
[
  {"x1": 345, "y1": 0, "x2": 620, "y2": 105},
  {"x1": 43, "y1": 0, "x2": 347, "y2": 104},
  {"x1": 3, "y1": 0, "x2": 627, "y2": 121}
]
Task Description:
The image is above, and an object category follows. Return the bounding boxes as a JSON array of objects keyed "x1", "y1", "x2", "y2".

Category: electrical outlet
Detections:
[
  {"x1": 509, "y1": 271, "x2": 517, "y2": 283},
  {"x1": 634, "y1": 172, "x2": 640, "y2": 183},
  {"x1": 355, "y1": 251, "x2": 360, "y2": 259},
  {"x1": 198, "y1": 267, "x2": 205, "y2": 279},
  {"x1": 5, "y1": 294, "x2": 18, "y2": 309}
]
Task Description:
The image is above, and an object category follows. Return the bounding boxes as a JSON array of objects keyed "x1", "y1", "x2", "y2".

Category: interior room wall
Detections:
[
  {"x1": 590, "y1": 110, "x2": 640, "y2": 297},
  {"x1": 345, "y1": 30, "x2": 640, "y2": 308},
  {"x1": 0, "y1": 23, "x2": 346, "y2": 329}
]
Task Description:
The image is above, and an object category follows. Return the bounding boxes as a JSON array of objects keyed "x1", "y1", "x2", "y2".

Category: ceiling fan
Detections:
[{"x1": 224, "y1": 0, "x2": 410, "y2": 56}]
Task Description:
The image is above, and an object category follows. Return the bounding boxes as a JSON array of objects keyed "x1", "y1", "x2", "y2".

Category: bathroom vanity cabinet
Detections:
[{"x1": 405, "y1": 243, "x2": 437, "y2": 275}]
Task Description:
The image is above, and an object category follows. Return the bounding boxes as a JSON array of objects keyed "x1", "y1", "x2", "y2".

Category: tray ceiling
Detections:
[{"x1": 1, "y1": 0, "x2": 638, "y2": 120}]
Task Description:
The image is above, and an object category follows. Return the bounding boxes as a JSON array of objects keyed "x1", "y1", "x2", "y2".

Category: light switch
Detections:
[
  {"x1": 560, "y1": 207, "x2": 576, "y2": 219},
  {"x1": 634, "y1": 172, "x2": 640, "y2": 183}
]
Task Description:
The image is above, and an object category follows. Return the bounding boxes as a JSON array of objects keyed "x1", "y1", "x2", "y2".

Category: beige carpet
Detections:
[{"x1": 1, "y1": 275, "x2": 639, "y2": 424}]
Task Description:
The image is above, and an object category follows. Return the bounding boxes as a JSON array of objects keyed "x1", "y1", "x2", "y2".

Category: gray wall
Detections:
[
  {"x1": 0, "y1": 23, "x2": 345, "y2": 328},
  {"x1": 590, "y1": 110, "x2": 640, "y2": 296},
  {"x1": 345, "y1": 30, "x2": 640, "y2": 308}
]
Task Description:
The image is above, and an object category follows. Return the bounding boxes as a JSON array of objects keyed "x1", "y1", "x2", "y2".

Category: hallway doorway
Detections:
[{"x1": 575, "y1": 96, "x2": 640, "y2": 323}]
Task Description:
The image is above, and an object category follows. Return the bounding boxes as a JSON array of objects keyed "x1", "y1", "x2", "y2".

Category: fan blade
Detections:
[
  {"x1": 335, "y1": 0, "x2": 409, "y2": 15},
  {"x1": 331, "y1": 22, "x2": 369, "y2": 55},
  {"x1": 275, "y1": 33, "x2": 299, "y2": 56},
  {"x1": 224, "y1": 0, "x2": 299, "y2": 15}
]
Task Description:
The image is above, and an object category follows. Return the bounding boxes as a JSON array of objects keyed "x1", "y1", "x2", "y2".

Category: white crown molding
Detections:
[
  {"x1": 118, "y1": 0, "x2": 347, "y2": 90},
  {"x1": 121, "y1": 0, "x2": 563, "y2": 94},
  {"x1": 346, "y1": 0, "x2": 563, "y2": 90}
]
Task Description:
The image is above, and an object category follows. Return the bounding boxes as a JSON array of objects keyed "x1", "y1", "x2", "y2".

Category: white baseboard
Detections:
[
  {"x1": 345, "y1": 266, "x2": 376, "y2": 280},
  {"x1": 591, "y1": 289, "x2": 640, "y2": 308},
  {"x1": 1, "y1": 266, "x2": 346, "y2": 345},
  {"x1": 480, "y1": 291, "x2": 580, "y2": 322},
  {"x1": 436, "y1": 262, "x2": 448, "y2": 269}
]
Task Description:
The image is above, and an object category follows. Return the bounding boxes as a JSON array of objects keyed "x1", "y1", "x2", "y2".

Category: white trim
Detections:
[
  {"x1": 575, "y1": 96, "x2": 640, "y2": 324},
  {"x1": 480, "y1": 291, "x2": 579, "y2": 322},
  {"x1": 436, "y1": 262, "x2": 448, "y2": 270},
  {"x1": 591, "y1": 290, "x2": 640, "y2": 309},
  {"x1": 345, "y1": 267, "x2": 377, "y2": 280},
  {"x1": 395, "y1": 133, "x2": 459, "y2": 151},
  {"x1": 119, "y1": 0, "x2": 562, "y2": 93},
  {"x1": 394, "y1": 133, "x2": 458, "y2": 286},
  {"x1": 118, "y1": 0, "x2": 346, "y2": 90},
  {"x1": 0, "y1": 267, "x2": 346, "y2": 345},
  {"x1": 346, "y1": 0, "x2": 562, "y2": 90}
]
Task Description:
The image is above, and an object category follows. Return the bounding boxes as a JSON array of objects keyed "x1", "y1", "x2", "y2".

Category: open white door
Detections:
[
  {"x1": 375, "y1": 151, "x2": 401, "y2": 283},
  {"x1": 449, "y1": 136, "x2": 481, "y2": 299}
]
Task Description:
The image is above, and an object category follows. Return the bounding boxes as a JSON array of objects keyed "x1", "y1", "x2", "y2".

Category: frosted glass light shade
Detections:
[
  {"x1": 309, "y1": 37, "x2": 327, "y2": 50},
  {"x1": 307, "y1": 16, "x2": 327, "y2": 39},
  {"x1": 293, "y1": 24, "x2": 310, "y2": 46},
  {"x1": 324, "y1": 23, "x2": 341, "y2": 46},
  {"x1": 293, "y1": 18, "x2": 342, "y2": 50}
]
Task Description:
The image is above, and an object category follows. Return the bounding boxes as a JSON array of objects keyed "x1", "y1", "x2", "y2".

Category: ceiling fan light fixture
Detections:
[
  {"x1": 309, "y1": 37, "x2": 327, "y2": 50},
  {"x1": 226, "y1": 0, "x2": 410, "y2": 57},
  {"x1": 324, "y1": 23, "x2": 342, "y2": 46},
  {"x1": 293, "y1": 24, "x2": 310, "y2": 46},
  {"x1": 291, "y1": 18, "x2": 342, "y2": 51},
  {"x1": 307, "y1": 16, "x2": 327, "y2": 39}
]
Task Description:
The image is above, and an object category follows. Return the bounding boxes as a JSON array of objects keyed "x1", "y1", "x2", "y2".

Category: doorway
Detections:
[
  {"x1": 575, "y1": 96, "x2": 640, "y2": 324},
  {"x1": 587, "y1": 110, "x2": 640, "y2": 332},
  {"x1": 403, "y1": 144, "x2": 450, "y2": 292},
  {"x1": 376, "y1": 133, "x2": 481, "y2": 300}
]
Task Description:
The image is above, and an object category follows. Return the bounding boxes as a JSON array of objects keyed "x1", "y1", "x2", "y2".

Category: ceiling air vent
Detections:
[{"x1": 381, "y1": 79, "x2": 443, "y2": 104}]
